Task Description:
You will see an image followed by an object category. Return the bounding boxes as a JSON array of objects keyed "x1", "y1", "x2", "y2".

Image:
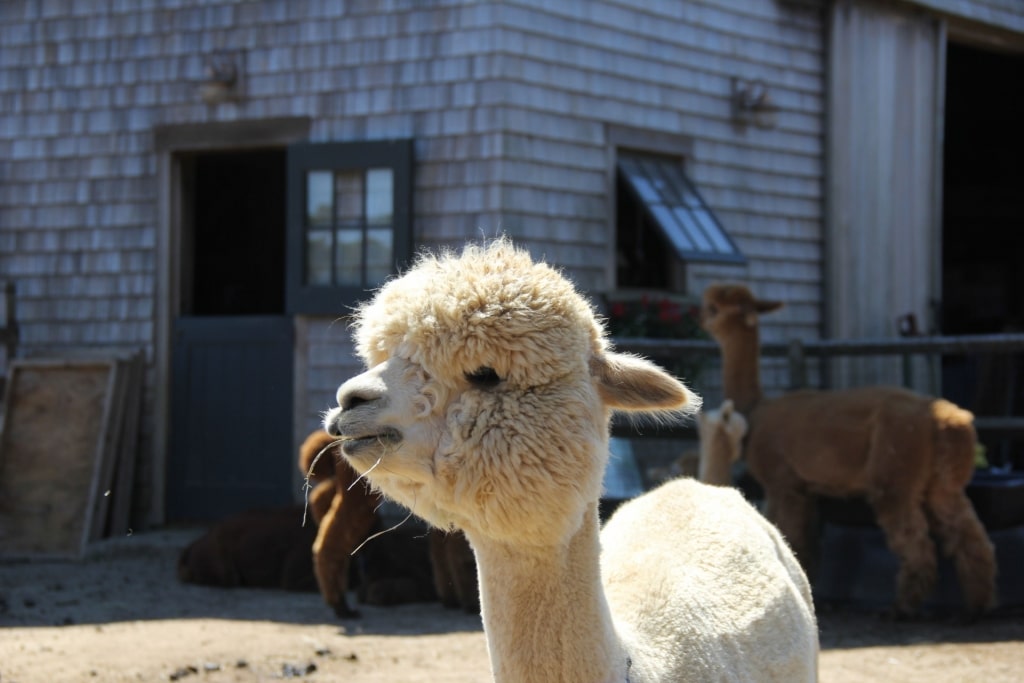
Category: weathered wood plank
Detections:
[{"x1": 0, "y1": 359, "x2": 115, "y2": 558}]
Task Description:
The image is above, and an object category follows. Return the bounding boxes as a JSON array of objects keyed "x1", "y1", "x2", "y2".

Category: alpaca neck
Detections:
[
  {"x1": 719, "y1": 329, "x2": 764, "y2": 415},
  {"x1": 699, "y1": 429, "x2": 738, "y2": 487},
  {"x1": 468, "y1": 504, "x2": 627, "y2": 683}
]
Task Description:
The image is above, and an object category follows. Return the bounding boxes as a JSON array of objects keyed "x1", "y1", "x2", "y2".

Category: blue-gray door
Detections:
[{"x1": 167, "y1": 316, "x2": 293, "y2": 521}]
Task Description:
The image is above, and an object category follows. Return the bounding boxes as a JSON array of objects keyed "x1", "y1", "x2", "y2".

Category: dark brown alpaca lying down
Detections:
[
  {"x1": 179, "y1": 431, "x2": 479, "y2": 617},
  {"x1": 177, "y1": 505, "x2": 319, "y2": 592}
]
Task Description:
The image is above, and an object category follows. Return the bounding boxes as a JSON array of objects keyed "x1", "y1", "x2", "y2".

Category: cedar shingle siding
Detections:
[{"x1": 1, "y1": 0, "x2": 1021, "y2": 525}]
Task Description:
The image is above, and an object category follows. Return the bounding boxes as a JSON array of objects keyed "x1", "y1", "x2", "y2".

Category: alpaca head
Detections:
[
  {"x1": 696, "y1": 399, "x2": 748, "y2": 465},
  {"x1": 700, "y1": 283, "x2": 783, "y2": 344},
  {"x1": 324, "y1": 239, "x2": 700, "y2": 548}
]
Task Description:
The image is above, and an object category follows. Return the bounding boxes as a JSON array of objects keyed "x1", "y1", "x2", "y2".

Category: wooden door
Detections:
[
  {"x1": 167, "y1": 317, "x2": 293, "y2": 521},
  {"x1": 166, "y1": 148, "x2": 293, "y2": 522},
  {"x1": 827, "y1": 0, "x2": 944, "y2": 390}
]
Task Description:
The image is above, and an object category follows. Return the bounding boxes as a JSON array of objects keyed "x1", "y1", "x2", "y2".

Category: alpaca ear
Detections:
[
  {"x1": 743, "y1": 298, "x2": 782, "y2": 326},
  {"x1": 720, "y1": 399, "x2": 734, "y2": 419},
  {"x1": 754, "y1": 299, "x2": 784, "y2": 314},
  {"x1": 591, "y1": 353, "x2": 701, "y2": 414}
]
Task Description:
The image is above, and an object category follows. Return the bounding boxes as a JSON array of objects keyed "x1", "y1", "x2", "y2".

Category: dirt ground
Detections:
[{"x1": 1, "y1": 528, "x2": 1022, "y2": 683}]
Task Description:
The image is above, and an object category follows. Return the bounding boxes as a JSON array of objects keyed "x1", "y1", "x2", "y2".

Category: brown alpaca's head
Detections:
[
  {"x1": 699, "y1": 283, "x2": 783, "y2": 344},
  {"x1": 323, "y1": 239, "x2": 700, "y2": 547},
  {"x1": 299, "y1": 429, "x2": 342, "y2": 482}
]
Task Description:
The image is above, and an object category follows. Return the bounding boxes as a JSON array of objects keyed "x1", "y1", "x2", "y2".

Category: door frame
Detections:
[{"x1": 152, "y1": 117, "x2": 311, "y2": 525}]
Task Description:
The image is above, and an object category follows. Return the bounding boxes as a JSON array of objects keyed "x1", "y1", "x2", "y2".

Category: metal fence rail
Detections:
[{"x1": 612, "y1": 333, "x2": 1024, "y2": 440}]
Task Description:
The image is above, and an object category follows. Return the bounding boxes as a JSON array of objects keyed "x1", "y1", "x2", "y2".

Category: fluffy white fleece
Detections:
[{"x1": 325, "y1": 240, "x2": 819, "y2": 682}]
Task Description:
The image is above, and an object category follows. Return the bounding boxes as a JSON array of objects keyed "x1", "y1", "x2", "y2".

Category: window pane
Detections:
[
  {"x1": 623, "y1": 170, "x2": 660, "y2": 203},
  {"x1": 335, "y1": 229, "x2": 362, "y2": 286},
  {"x1": 305, "y1": 230, "x2": 333, "y2": 285},
  {"x1": 366, "y1": 228, "x2": 393, "y2": 287},
  {"x1": 306, "y1": 171, "x2": 333, "y2": 227},
  {"x1": 366, "y1": 168, "x2": 394, "y2": 225},
  {"x1": 651, "y1": 162, "x2": 689, "y2": 207},
  {"x1": 672, "y1": 207, "x2": 713, "y2": 252},
  {"x1": 694, "y1": 210, "x2": 732, "y2": 253},
  {"x1": 335, "y1": 172, "x2": 363, "y2": 223},
  {"x1": 650, "y1": 204, "x2": 695, "y2": 252}
]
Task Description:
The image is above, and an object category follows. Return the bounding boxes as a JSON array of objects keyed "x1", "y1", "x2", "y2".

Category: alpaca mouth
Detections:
[{"x1": 339, "y1": 427, "x2": 402, "y2": 454}]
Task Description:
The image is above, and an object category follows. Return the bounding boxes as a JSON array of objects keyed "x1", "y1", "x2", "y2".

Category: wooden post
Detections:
[
  {"x1": 1, "y1": 281, "x2": 16, "y2": 359},
  {"x1": 788, "y1": 339, "x2": 807, "y2": 389}
]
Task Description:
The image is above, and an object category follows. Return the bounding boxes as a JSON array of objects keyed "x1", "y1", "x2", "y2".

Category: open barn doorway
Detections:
[
  {"x1": 166, "y1": 147, "x2": 294, "y2": 522},
  {"x1": 941, "y1": 41, "x2": 1024, "y2": 469}
]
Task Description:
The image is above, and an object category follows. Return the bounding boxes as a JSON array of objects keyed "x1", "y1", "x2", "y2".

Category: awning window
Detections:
[{"x1": 618, "y1": 154, "x2": 745, "y2": 265}]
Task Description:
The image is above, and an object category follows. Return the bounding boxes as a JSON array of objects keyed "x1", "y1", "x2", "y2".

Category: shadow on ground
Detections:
[
  {"x1": 0, "y1": 528, "x2": 482, "y2": 636},
  {"x1": 2, "y1": 528, "x2": 1022, "y2": 651}
]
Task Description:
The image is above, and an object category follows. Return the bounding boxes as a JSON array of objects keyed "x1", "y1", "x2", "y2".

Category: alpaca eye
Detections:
[{"x1": 465, "y1": 366, "x2": 501, "y2": 389}]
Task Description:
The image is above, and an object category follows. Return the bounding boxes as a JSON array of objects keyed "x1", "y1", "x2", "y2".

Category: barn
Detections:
[{"x1": 0, "y1": 0, "x2": 1021, "y2": 531}]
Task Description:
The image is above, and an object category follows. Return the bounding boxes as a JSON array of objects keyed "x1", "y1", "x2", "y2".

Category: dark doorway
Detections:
[
  {"x1": 941, "y1": 42, "x2": 1024, "y2": 468},
  {"x1": 189, "y1": 150, "x2": 286, "y2": 316},
  {"x1": 167, "y1": 148, "x2": 295, "y2": 522}
]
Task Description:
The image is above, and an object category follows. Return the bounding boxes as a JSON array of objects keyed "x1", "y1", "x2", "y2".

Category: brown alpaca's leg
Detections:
[
  {"x1": 925, "y1": 486, "x2": 997, "y2": 618},
  {"x1": 448, "y1": 531, "x2": 480, "y2": 614},
  {"x1": 312, "y1": 492, "x2": 360, "y2": 618},
  {"x1": 428, "y1": 529, "x2": 461, "y2": 609},
  {"x1": 870, "y1": 496, "x2": 936, "y2": 617},
  {"x1": 765, "y1": 487, "x2": 818, "y2": 578},
  {"x1": 429, "y1": 529, "x2": 480, "y2": 613},
  {"x1": 925, "y1": 406, "x2": 997, "y2": 618}
]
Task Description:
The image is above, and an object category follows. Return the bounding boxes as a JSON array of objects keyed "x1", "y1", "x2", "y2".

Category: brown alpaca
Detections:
[
  {"x1": 701, "y1": 283, "x2": 997, "y2": 617},
  {"x1": 177, "y1": 506, "x2": 318, "y2": 592},
  {"x1": 299, "y1": 429, "x2": 382, "y2": 618},
  {"x1": 428, "y1": 529, "x2": 480, "y2": 614},
  {"x1": 353, "y1": 523, "x2": 438, "y2": 606},
  {"x1": 696, "y1": 399, "x2": 748, "y2": 487}
]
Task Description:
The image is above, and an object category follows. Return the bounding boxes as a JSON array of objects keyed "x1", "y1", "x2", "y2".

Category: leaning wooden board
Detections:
[{"x1": 0, "y1": 359, "x2": 118, "y2": 559}]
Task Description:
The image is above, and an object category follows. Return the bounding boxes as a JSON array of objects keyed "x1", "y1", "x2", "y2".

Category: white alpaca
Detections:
[
  {"x1": 324, "y1": 240, "x2": 818, "y2": 682},
  {"x1": 696, "y1": 399, "x2": 748, "y2": 487}
]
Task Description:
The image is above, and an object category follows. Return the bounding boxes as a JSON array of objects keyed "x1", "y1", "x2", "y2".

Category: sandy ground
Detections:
[{"x1": 1, "y1": 528, "x2": 1022, "y2": 683}]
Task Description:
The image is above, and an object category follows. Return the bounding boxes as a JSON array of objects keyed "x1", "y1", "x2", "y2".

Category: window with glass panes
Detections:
[
  {"x1": 615, "y1": 151, "x2": 743, "y2": 291},
  {"x1": 287, "y1": 140, "x2": 413, "y2": 314}
]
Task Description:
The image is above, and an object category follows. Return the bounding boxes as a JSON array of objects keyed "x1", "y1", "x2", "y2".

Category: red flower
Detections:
[{"x1": 659, "y1": 308, "x2": 681, "y2": 323}]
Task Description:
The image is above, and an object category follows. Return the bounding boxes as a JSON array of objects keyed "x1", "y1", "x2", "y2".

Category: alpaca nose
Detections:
[
  {"x1": 324, "y1": 411, "x2": 343, "y2": 438},
  {"x1": 335, "y1": 367, "x2": 387, "y2": 412},
  {"x1": 340, "y1": 388, "x2": 374, "y2": 411},
  {"x1": 324, "y1": 378, "x2": 383, "y2": 438}
]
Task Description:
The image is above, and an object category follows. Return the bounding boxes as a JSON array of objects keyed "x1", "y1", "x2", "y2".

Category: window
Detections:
[
  {"x1": 616, "y1": 152, "x2": 743, "y2": 290},
  {"x1": 287, "y1": 140, "x2": 413, "y2": 314}
]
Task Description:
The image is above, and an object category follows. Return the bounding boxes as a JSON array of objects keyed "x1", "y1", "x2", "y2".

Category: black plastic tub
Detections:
[
  {"x1": 816, "y1": 469, "x2": 1024, "y2": 531},
  {"x1": 967, "y1": 469, "x2": 1024, "y2": 530}
]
